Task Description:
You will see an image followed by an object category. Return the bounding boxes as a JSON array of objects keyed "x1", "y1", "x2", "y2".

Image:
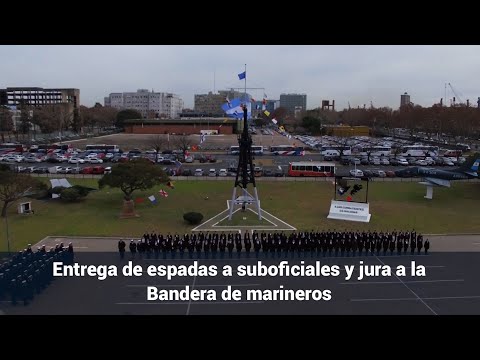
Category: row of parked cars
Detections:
[
  {"x1": 15, "y1": 165, "x2": 111, "y2": 175},
  {"x1": 349, "y1": 169, "x2": 396, "y2": 178},
  {"x1": 339, "y1": 155, "x2": 466, "y2": 167}
]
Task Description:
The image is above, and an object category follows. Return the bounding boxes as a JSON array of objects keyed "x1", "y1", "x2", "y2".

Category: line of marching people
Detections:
[
  {"x1": 0, "y1": 243, "x2": 74, "y2": 306},
  {"x1": 117, "y1": 229, "x2": 430, "y2": 259}
]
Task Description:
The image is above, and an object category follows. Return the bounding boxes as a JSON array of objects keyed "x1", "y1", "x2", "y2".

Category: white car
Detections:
[
  {"x1": 89, "y1": 158, "x2": 104, "y2": 164},
  {"x1": 194, "y1": 169, "x2": 203, "y2": 176},
  {"x1": 104, "y1": 166, "x2": 112, "y2": 174},
  {"x1": 208, "y1": 169, "x2": 217, "y2": 177},
  {"x1": 68, "y1": 157, "x2": 85, "y2": 164},
  {"x1": 185, "y1": 156, "x2": 194, "y2": 163},
  {"x1": 415, "y1": 159, "x2": 428, "y2": 166},
  {"x1": 218, "y1": 169, "x2": 227, "y2": 177},
  {"x1": 398, "y1": 159, "x2": 409, "y2": 166},
  {"x1": 349, "y1": 169, "x2": 364, "y2": 177},
  {"x1": 6, "y1": 156, "x2": 21, "y2": 163}
]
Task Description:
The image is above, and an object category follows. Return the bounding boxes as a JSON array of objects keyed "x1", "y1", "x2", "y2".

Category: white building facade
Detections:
[{"x1": 104, "y1": 89, "x2": 183, "y2": 118}]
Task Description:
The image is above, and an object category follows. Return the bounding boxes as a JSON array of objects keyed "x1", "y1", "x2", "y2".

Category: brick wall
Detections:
[{"x1": 125, "y1": 124, "x2": 234, "y2": 135}]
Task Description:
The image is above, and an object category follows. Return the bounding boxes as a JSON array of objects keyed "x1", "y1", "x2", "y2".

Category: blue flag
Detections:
[
  {"x1": 221, "y1": 98, "x2": 251, "y2": 119},
  {"x1": 238, "y1": 71, "x2": 246, "y2": 80}
]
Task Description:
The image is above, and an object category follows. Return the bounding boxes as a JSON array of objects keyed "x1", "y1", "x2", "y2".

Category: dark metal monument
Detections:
[{"x1": 228, "y1": 105, "x2": 262, "y2": 220}]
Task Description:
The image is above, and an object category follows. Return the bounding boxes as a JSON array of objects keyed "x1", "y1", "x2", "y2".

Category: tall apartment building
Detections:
[
  {"x1": 0, "y1": 87, "x2": 80, "y2": 112},
  {"x1": 279, "y1": 93, "x2": 307, "y2": 114},
  {"x1": 194, "y1": 90, "x2": 249, "y2": 116},
  {"x1": 104, "y1": 89, "x2": 184, "y2": 119},
  {"x1": 400, "y1": 92, "x2": 411, "y2": 107}
]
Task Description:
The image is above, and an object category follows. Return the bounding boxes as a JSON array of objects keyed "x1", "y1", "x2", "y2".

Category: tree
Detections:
[
  {"x1": 148, "y1": 135, "x2": 165, "y2": 161},
  {"x1": 0, "y1": 169, "x2": 47, "y2": 217},
  {"x1": 116, "y1": 109, "x2": 142, "y2": 129},
  {"x1": 98, "y1": 158, "x2": 169, "y2": 201},
  {"x1": 183, "y1": 212, "x2": 204, "y2": 225},
  {"x1": 302, "y1": 116, "x2": 322, "y2": 134},
  {"x1": 174, "y1": 134, "x2": 192, "y2": 155}
]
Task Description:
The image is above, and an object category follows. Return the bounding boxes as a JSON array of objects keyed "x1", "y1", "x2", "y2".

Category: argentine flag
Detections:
[{"x1": 221, "y1": 98, "x2": 251, "y2": 119}]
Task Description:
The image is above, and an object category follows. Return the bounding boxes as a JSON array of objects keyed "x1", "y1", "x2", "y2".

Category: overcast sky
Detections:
[{"x1": 1, "y1": 45, "x2": 479, "y2": 110}]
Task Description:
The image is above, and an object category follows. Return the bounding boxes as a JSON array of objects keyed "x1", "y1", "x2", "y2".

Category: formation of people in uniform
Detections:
[
  {"x1": 118, "y1": 229, "x2": 430, "y2": 259},
  {"x1": 0, "y1": 243, "x2": 74, "y2": 306}
]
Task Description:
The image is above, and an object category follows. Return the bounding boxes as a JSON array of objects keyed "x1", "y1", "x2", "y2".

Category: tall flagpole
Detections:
[{"x1": 244, "y1": 63, "x2": 247, "y2": 105}]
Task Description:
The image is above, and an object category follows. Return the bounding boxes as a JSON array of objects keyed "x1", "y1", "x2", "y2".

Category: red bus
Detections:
[
  {"x1": 0, "y1": 143, "x2": 26, "y2": 154},
  {"x1": 288, "y1": 161, "x2": 336, "y2": 177},
  {"x1": 35, "y1": 143, "x2": 72, "y2": 153}
]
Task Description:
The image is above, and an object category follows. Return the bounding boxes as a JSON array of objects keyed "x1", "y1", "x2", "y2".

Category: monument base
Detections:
[
  {"x1": 327, "y1": 200, "x2": 371, "y2": 223},
  {"x1": 419, "y1": 182, "x2": 434, "y2": 199},
  {"x1": 119, "y1": 200, "x2": 140, "y2": 219}
]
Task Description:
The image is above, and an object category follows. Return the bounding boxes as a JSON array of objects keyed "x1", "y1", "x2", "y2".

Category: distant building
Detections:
[
  {"x1": 400, "y1": 92, "x2": 411, "y2": 107},
  {"x1": 0, "y1": 87, "x2": 80, "y2": 114},
  {"x1": 0, "y1": 87, "x2": 80, "y2": 133},
  {"x1": 252, "y1": 99, "x2": 278, "y2": 117},
  {"x1": 194, "y1": 90, "x2": 249, "y2": 116},
  {"x1": 280, "y1": 93, "x2": 307, "y2": 115},
  {"x1": 104, "y1": 89, "x2": 183, "y2": 119},
  {"x1": 327, "y1": 125, "x2": 370, "y2": 137}
]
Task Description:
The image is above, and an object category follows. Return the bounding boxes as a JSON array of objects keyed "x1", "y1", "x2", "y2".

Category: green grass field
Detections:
[{"x1": 1, "y1": 179, "x2": 480, "y2": 251}]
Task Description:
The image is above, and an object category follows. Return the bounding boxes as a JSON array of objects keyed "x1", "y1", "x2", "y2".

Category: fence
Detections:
[{"x1": 27, "y1": 173, "x2": 480, "y2": 183}]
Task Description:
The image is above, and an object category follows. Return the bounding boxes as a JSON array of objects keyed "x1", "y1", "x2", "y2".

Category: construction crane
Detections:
[{"x1": 448, "y1": 82, "x2": 466, "y2": 106}]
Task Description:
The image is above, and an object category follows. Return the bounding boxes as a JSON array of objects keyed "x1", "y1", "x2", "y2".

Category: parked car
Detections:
[
  {"x1": 81, "y1": 167, "x2": 94, "y2": 174},
  {"x1": 91, "y1": 166, "x2": 105, "y2": 175},
  {"x1": 208, "y1": 169, "x2": 217, "y2": 177},
  {"x1": 263, "y1": 169, "x2": 273, "y2": 177},
  {"x1": 181, "y1": 169, "x2": 193, "y2": 176},
  {"x1": 385, "y1": 170, "x2": 396, "y2": 177},
  {"x1": 349, "y1": 169, "x2": 364, "y2": 177},
  {"x1": 194, "y1": 169, "x2": 203, "y2": 176},
  {"x1": 218, "y1": 169, "x2": 228, "y2": 177},
  {"x1": 254, "y1": 166, "x2": 263, "y2": 177}
]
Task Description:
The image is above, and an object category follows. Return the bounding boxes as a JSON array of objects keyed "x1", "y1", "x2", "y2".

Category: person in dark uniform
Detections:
[
  {"x1": 396, "y1": 237, "x2": 403, "y2": 255},
  {"x1": 227, "y1": 237, "x2": 234, "y2": 258},
  {"x1": 380, "y1": 236, "x2": 387, "y2": 256},
  {"x1": 137, "y1": 239, "x2": 144, "y2": 259},
  {"x1": 424, "y1": 238, "x2": 430, "y2": 254},
  {"x1": 403, "y1": 234, "x2": 409, "y2": 254},
  {"x1": 118, "y1": 239, "x2": 126, "y2": 259},
  {"x1": 370, "y1": 237, "x2": 376, "y2": 256},
  {"x1": 350, "y1": 235, "x2": 357, "y2": 257},
  {"x1": 374, "y1": 237, "x2": 381, "y2": 256},
  {"x1": 211, "y1": 233, "x2": 218, "y2": 258},
  {"x1": 235, "y1": 233, "x2": 243, "y2": 258},
  {"x1": 195, "y1": 235, "x2": 203, "y2": 258},
  {"x1": 389, "y1": 237, "x2": 395, "y2": 255},
  {"x1": 219, "y1": 233, "x2": 226, "y2": 258},
  {"x1": 204, "y1": 233, "x2": 211, "y2": 259},
  {"x1": 253, "y1": 233, "x2": 261, "y2": 258},
  {"x1": 178, "y1": 235, "x2": 185, "y2": 258},
  {"x1": 416, "y1": 235, "x2": 423, "y2": 254},
  {"x1": 187, "y1": 235, "x2": 195, "y2": 259},
  {"x1": 129, "y1": 240, "x2": 136, "y2": 259},
  {"x1": 244, "y1": 232, "x2": 252, "y2": 257},
  {"x1": 410, "y1": 236, "x2": 416, "y2": 255},
  {"x1": 364, "y1": 238, "x2": 370, "y2": 256},
  {"x1": 159, "y1": 234, "x2": 167, "y2": 259}
]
